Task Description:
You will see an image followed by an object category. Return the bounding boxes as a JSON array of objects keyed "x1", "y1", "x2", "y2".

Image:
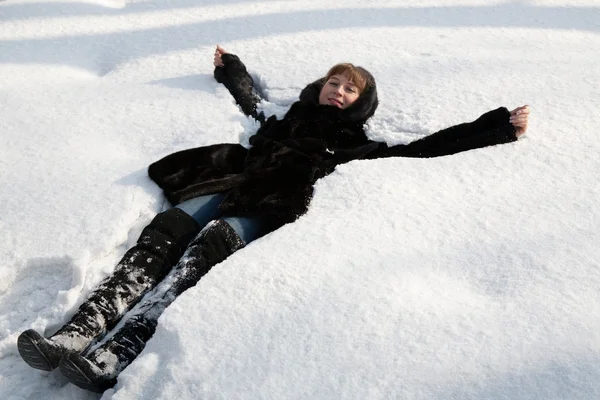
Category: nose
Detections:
[{"x1": 333, "y1": 85, "x2": 344, "y2": 96}]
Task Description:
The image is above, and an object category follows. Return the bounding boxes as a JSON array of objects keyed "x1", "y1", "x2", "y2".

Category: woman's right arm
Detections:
[{"x1": 213, "y1": 46, "x2": 265, "y2": 122}]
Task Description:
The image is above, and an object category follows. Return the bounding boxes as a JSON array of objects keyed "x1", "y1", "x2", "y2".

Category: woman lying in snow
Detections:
[{"x1": 17, "y1": 45, "x2": 530, "y2": 392}]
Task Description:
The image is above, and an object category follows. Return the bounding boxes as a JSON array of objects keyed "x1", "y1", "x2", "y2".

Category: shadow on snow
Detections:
[{"x1": 1, "y1": 4, "x2": 599, "y2": 75}]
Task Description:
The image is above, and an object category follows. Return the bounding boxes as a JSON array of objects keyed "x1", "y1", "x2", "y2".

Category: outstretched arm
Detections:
[
  {"x1": 365, "y1": 106, "x2": 529, "y2": 159},
  {"x1": 213, "y1": 45, "x2": 265, "y2": 123}
]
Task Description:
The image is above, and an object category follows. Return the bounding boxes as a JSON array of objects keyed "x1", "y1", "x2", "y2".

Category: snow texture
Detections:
[{"x1": 1, "y1": 0, "x2": 599, "y2": 399}]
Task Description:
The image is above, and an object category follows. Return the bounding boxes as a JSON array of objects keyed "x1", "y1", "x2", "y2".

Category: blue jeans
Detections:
[{"x1": 175, "y1": 194, "x2": 264, "y2": 244}]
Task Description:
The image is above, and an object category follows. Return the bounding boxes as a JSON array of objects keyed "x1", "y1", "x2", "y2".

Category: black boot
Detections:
[
  {"x1": 18, "y1": 208, "x2": 200, "y2": 371},
  {"x1": 59, "y1": 220, "x2": 245, "y2": 392}
]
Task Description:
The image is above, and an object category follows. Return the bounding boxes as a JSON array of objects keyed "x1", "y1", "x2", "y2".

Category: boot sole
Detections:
[
  {"x1": 17, "y1": 330, "x2": 59, "y2": 371},
  {"x1": 59, "y1": 353, "x2": 116, "y2": 393}
]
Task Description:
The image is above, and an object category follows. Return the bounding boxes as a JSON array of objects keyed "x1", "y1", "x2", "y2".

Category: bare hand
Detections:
[
  {"x1": 509, "y1": 105, "x2": 530, "y2": 138},
  {"x1": 213, "y1": 45, "x2": 228, "y2": 67}
]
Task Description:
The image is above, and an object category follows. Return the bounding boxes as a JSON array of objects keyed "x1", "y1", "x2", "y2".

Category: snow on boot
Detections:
[
  {"x1": 59, "y1": 351, "x2": 117, "y2": 393},
  {"x1": 17, "y1": 329, "x2": 69, "y2": 371},
  {"x1": 18, "y1": 208, "x2": 199, "y2": 371},
  {"x1": 59, "y1": 219, "x2": 245, "y2": 391},
  {"x1": 59, "y1": 313, "x2": 154, "y2": 393}
]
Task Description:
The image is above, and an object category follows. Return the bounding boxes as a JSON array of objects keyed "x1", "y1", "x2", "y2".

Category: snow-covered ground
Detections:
[{"x1": 1, "y1": 0, "x2": 599, "y2": 398}]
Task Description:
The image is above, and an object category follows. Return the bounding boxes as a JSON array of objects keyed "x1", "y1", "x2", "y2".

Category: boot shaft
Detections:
[
  {"x1": 74, "y1": 219, "x2": 246, "y2": 382},
  {"x1": 52, "y1": 208, "x2": 200, "y2": 350}
]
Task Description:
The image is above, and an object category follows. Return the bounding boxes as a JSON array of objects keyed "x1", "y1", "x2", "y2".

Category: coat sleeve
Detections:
[
  {"x1": 364, "y1": 107, "x2": 518, "y2": 159},
  {"x1": 214, "y1": 53, "x2": 265, "y2": 123},
  {"x1": 148, "y1": 143, "x2": 249, "y2": 205}
]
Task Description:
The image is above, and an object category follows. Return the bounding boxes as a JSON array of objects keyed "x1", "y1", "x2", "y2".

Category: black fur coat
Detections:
[{"x1": 148, "y1": 54, "x2": 517, "y2": 231}]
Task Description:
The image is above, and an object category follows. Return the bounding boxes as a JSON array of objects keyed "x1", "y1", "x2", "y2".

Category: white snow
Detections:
[{"x1": 1, "y1": 0, "x2": 599, "y2": 399}]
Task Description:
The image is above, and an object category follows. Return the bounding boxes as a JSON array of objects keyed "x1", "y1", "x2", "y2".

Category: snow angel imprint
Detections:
[{"x1": 17, "y1": 45, "x2": 530, "y2": 393}]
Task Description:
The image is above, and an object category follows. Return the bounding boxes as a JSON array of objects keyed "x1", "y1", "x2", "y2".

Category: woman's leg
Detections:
[
  {"x1": 175, "y1": 193, "x2": 226, "y2": 226},
  {"x1": 222, "y1": 215, "x2": 266, "y2": 244},
  {"x1": 59, "y1": 216, "x2": 266, "y2": 392},
  {"x1": 17, "y1": 203, "x2": 210, "y2": 371}
]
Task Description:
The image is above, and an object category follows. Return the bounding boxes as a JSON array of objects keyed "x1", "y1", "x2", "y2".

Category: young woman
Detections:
[{"x1": 17, "y1": 45, "x2": 529, "y2": 392}]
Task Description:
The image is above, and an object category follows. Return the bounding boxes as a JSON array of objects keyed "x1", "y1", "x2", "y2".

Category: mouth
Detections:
[{"x1": 328, "y1": 98, "x2": 343, "y2": 108}]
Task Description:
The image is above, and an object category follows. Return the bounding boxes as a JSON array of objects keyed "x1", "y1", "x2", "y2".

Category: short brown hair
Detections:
[{"x1": 325, "y1": 63, "x2": 373, "y2": 93}]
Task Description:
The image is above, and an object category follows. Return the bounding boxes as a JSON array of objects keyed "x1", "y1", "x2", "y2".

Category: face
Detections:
[{"x1": 318, "y1": 74, "x2": 360, "y2": 109}]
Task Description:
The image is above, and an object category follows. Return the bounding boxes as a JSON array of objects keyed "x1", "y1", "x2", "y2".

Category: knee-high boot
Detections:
[
  {"x1": 58, "y1": 220, "x2": 245, "y2": 393},
  {"x1": 17, "y1": 208, "x2": 200, "y2": 371}
]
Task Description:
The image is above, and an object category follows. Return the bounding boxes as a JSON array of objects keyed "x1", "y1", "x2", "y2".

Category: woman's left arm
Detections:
[{"x1": 364, "y1": 106, "x2": 526, "y2": 159}]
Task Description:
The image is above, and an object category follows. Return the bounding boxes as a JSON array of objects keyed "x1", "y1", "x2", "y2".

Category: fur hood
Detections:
[{"x1": 298, "y1": 70, "x2": 379, "y2": 124}]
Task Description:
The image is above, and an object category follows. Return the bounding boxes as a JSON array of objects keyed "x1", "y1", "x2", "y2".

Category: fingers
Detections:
[
  {"x1": 213, "y1": 49, "x2": 224, "y2": 67},
  {"x1": 509, "y1": 105, "x2": 529, "y2": 139},
  {"x1": 510, "y1": 105, "x2": 530, "y2": 117},
  {"x1": 509, "y1": 114, "x2": 528, "y2": 124},
  {"x1": 509, "y1": 105, "x2": 529, "y2": 124},
  {"x1": 507, "y1": 105, "x2": 530, "y2": 137},
  {"x1": 213, "y1": 45, "x2": 228, "y2": 67},
  {"x1": 510, "y1": 116, "x2": 528, "y2": 126},
  {"x1": 509, "y1": 114, "x2": 529, "y2": 122}
]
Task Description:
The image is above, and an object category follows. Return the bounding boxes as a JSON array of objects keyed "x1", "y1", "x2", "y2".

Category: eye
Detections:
[
  {"x1": 329, "y1": 82, "x2": 338, "y2": 87},
  {"x1": 347, "y1": 87, "x2": 356, "y2": 93}
]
